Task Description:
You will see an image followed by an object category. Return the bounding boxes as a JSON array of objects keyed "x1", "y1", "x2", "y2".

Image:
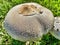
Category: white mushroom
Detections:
[
  {"x1": 50, "y1": 17, "x2": 60, "y2": 40},
  {"x1": 4, "y1": 3, "x2": 54, "y2": 45}
]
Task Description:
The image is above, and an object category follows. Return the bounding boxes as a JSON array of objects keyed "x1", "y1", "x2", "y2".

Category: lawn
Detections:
[{"x1": 0, "y1": 0, "x2": 60, "y2": 45}]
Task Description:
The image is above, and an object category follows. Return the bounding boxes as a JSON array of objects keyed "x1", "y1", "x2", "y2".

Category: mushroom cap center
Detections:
[{"x1": 19, "y1": 5, "x2": 39, "y2": 16}]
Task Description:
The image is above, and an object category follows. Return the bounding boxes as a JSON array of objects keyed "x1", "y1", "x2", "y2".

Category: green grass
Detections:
[{"x1": 0, "y1": 0, "x2": 60, "y2": 45}]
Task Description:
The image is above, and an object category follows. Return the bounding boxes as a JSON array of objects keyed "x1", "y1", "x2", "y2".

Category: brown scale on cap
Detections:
[{"x1": 19, "y1": 5, "x2": 40, "y2": 16}]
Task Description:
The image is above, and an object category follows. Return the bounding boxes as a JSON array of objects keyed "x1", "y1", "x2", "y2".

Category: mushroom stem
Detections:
[{"x1": 26, "y1": 41, "x2": 30, "y2": 45}]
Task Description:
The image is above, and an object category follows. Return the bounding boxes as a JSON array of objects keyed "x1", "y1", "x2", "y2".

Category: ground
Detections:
[{"x1": 0, "y1": 0, "x2": 60, "y2": 45}]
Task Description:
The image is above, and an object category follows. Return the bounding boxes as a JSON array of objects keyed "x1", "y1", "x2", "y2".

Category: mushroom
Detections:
[
  {"x1": 50, "y1": 17, "x2": 60, "y2": 40},
  {"x1": 4, "y1": 3, "x2": 54, "y2": 45}
]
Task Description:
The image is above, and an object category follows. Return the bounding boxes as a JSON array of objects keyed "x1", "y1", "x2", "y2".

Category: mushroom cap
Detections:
[
  {"x1": 50, "y1": 17, "x2": 60, "y2": 40},
  {"x1": 4, "y1": 3, "x2": 54, "y2": 42}
]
